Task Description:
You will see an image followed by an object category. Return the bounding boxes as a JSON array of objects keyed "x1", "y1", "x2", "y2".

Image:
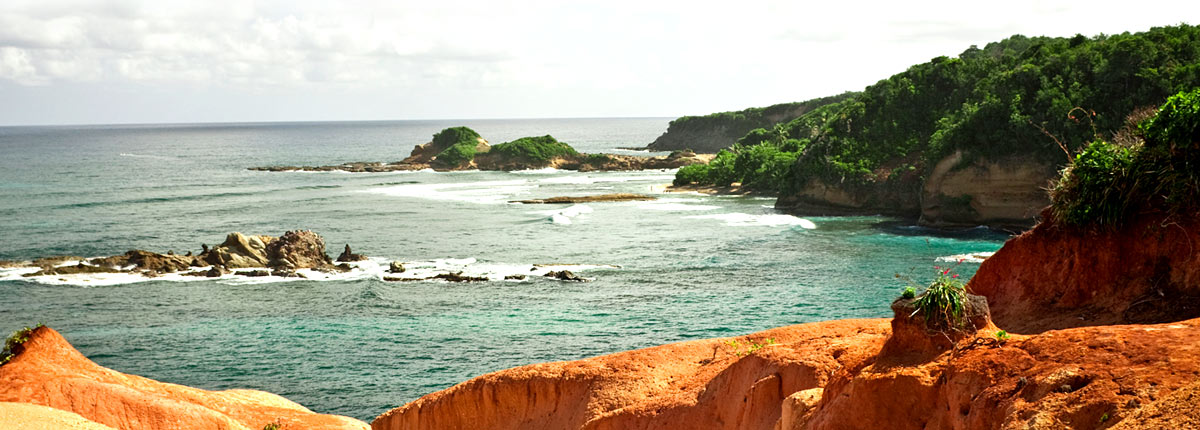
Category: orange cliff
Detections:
[
  {"x1": 0, "y1": 326, "x2": 368, "y2": 430},
  {"x1": 372, "y1": 212, "x2": 1200, "y2": 430}
]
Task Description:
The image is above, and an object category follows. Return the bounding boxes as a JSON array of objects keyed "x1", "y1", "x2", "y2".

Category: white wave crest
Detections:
[
  {"x1": 360, "y1": 179, "x2": 537, "y2": 204},
  {"x1": 935, "y1": 252, "x2": 994, "y2": 264},
  {"x1": 637, "y1": 203, "x2": 721, "y2": 211},
  {"x1": 686, "y1": 213, "x2": 816, "y2": 228}
]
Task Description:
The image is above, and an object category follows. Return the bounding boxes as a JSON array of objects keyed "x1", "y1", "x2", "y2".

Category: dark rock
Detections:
[
  {"x1": 434, "y1": 272, "x2": 488, "y2": 282},
  {"x1": 544, "y1": 270, "x2": 585, "y2": 282},
  {"x1": 510, "y1": 194, "x2": 656, "y2": 204},
  {"x1": 238, "y1": 270, "x2": 271, "y2": 277},
  {"x1": 505, "y1": 274, "x2": 526, "y2": 281},
  {"x1": 388, "y1": 261, "x2": 406, "y2": 273},
  {"x1": 91, "y1": 250, "x2": 193, "y2": 273},
  {"x1": 23, "y1": 262, "x2": 121, "y2": 277},
  {"x1": 271, "y1": 268, "x2": 305, "y2": 278},
  {"x1": 336, "y1": 244, "x2": 368, "y2": 262},
  {"x1": 205, "y1": 266, "x2": 228, "y2": 277}
]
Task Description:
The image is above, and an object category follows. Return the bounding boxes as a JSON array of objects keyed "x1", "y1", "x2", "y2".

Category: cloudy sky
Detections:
[{"x1": 1, "y1": 0, "x2": 1197, "y2": 125}]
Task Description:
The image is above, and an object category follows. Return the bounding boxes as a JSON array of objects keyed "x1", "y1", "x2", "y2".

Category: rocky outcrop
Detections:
[
  {"x1": 11, "y1": 230, "x2": 360, "y2": 281},
  {"x1": 372, "y1": 319, "x2": 891, "y2": 430},
  {"x1": 510, "y1": 193, "x2": 656, "y2": 204},
  {"x1": 337, "y1": 244, "x2": 369, "y2": 262},
  {"x1": 968, "y1": 210, "x2": 1200, "y2": 333},
  {"x1": 920, "y1": 150, "x2": 1056, "y2": 230},
  {"x1": 0, "y1": 326, "x2": 367, "y2": 430},
  {"x1": 0, "y1": 402, "x2": 117, "y2": 430}
]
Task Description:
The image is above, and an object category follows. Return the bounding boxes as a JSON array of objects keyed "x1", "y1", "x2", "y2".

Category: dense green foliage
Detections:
[
  {"x1": 431, "y1": 127, "x2": 483, "y2": 167},
  {"x1": 675, "y1": 25, "x2": 1200, "y2": 196},
  {"x1": 1051, "y1": 88, "x2": 1200, "y2": 226},
  {"x1": 665, "y1": 93, "x2": 856, "y2": 140},
  {"x1": 1, "y1": 323, "x2": 44, "y2": 366},
  {"x1": 489, "y1": 135, "x2": 579, "y2": 162},
  {"x1": 671, "y1": 125, "x2": 801, "y2": 192}
]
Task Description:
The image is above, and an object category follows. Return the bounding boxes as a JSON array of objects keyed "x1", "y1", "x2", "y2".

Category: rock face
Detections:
[
  {"x1": 372, "y1": 319, "x2": 891, "y2": 430},
  {"x1": 775, "y1": 178, "x2": 919, "y2": 218},
  {"x1": 337, "y1": 244, "x2": 369, "y2": 262},
  {"x1": 882, "y1": 294, "x2": 993, "y2": 357},
  {"x1": 0, "y1": 327, "x2": 367, "y2": 430},
  {"x1": 920, "y1": 151, "x2": 1056, "y2": 230},
  {"x1": 968, "y1": 210, "x2": 1200, "y2": 333},
  {"x1": 266, "y1": 230, "x2": 334, "y2": 268},
  {"x1": 200, "y1": 232, "x2": 275, "y2": 268}
]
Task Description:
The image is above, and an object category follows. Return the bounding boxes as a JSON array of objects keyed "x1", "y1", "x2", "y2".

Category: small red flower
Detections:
[{"x1": 952, "y1": 274, "x2": 960, "y2": 278}]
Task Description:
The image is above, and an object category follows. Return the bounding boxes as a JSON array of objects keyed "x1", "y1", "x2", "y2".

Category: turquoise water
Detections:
[{"x1": 0, "y1": 118, "x2": 1006, "y2": 421}]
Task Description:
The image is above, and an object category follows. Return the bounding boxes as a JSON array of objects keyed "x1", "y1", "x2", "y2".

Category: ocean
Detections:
[{"x1": 0, "y1": 118, "x2": 1007, "y2": 421}]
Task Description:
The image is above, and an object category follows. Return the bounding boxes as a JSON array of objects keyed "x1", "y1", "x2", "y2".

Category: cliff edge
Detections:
[{"x1": 0, "y1": 326, "x2": 368, "y2": 430}]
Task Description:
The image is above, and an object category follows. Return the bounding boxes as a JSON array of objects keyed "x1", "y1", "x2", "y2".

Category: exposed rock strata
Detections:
[
  {"x1": 968, "y1": 210, "x2": 1200, "y2": 333},
  {"x1": 372, "y1": 319, "x2": 891, "y2": 430},
  {"x1": 920, "y1": 150, "x2": 1055, "y2": 230},
  {"x1": 0, "y1": 327, "x2": 367, "y2": 430},
  {"x1": 776, "y1": 152, "x2": 1054, "y2": 230}
]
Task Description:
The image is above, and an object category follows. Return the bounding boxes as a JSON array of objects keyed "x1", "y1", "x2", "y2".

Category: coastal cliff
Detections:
[{"x1": 0, "y1": 326, "x2": 368, "y2": 430}]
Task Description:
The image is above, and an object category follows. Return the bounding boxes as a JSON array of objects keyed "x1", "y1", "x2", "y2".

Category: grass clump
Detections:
[
  {"x1": 1, "y1": 323, "x2": 45, "y2": 366},
  {"x1": 431, "y1": 127, "x2": 483, "y2": 167},
  {"x1": 909, "y1": 265, "x2": 969, "y2": 330},
  {"x1": 489, "y1": 135, "x2": 579, "y2": 163},
  {"x1": 1050, "y1": 88, "x2": 1200, "y2": 227}
]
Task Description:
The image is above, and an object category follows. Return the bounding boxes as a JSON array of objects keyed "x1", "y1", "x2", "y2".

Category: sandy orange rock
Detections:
[
  {"x1": 372, "y1": 319, "x2": 892, "y2": 430},
  {"x1": 968, "y1": 210, "x2": 1200, "y2": 333},
  {"x1": 0, "y1": 326, "x2": 367, "y2": 430}
]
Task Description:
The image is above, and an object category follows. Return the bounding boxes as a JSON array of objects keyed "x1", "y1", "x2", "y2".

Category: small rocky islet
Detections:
[
  {"x1": 2, "y1": 230, "x2": 598, "y2": 284},
  {"x1": 249, "y1": 126, "x2": 714, "y2": 173}
]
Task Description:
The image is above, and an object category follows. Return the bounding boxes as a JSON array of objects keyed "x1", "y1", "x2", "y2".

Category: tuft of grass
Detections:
[
  {"x1": 911, "y1": 265, "x2": 969, "y2": 330},
  {"x1": 901, "y1": 286, "x2": 917, "y2": 299},
  {"x1": 996, "y1": 330, "x2": 1010, "y2": 340},
  {"x1": 1, "y1": 323, "x2": 46, "y2": 366},
  {"x1": 726, "y1": 338, "x2": 777, "y2": 357}
]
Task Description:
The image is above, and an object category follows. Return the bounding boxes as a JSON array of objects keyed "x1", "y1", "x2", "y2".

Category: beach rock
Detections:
[
  {"x1": 504, "y1": 274, "x2": 526, "y2": 281},
  {"x1": 90, "y1": 250, "x2": 194, "y2": 273},
  {"x1": 30, "y1": 256, "x2": 85, "y2": 269},
  {"x1": 205, "y1": 266, "x2": 228, "y2": 277},
  {"x1": 266, "y1": 230, "x2": 332, "y2": 269},
  {"x1": 336, "y1": 244, "x2": 368, "y2": 262},
  {"x1": 544, "y1": 270, "x2": 585, "y2": 282},
  {"x1": 271, "y1": 268, "x2": 306, "y2": 278},
  {"x1": 238, "y1": 269, "x2": 270, "y2": 277},
  {"x1": 510, "y1": 193, "x2": 657, "y2": 204},
  {"x1": 22, "y1": 262, "x2": 121, "y2": 277},
  {"x1": 388, "y1": 261, "x2": 406, "y2": 273},
  {"x1": 0, "y1": 326, "x2": 368, "y2": 430},
  {"x1": 434, "y1": 272, "x2": 488, "y2": 282},
  {"x1": 200, "y1": 232, "x2": 275, "y2": 269}
]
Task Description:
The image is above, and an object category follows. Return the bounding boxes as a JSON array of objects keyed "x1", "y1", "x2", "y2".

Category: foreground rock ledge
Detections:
[
  {"x1": 371, "y1": 317, "x2": 1200, "y2": 430},
  {"x1": 0, "y1": 326, "x2": 367, "y2": 430}
]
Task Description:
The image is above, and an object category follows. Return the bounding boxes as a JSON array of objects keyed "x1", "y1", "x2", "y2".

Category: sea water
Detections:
[{"x1": 0, "y1": 118, "x2": 1007, "y2": 420}]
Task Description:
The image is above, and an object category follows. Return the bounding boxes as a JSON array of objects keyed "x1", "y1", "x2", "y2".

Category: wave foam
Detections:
[
  {"x1": 1, "y1": 257, "x2": 618, "y2": 286},
  {"x1": 637, "y1": 203, "x2": 721, "y2": 211},
  {"x1": 686, "y1": 213, "x2": 816, "y2": 228},
  {"x1": 361, "y1": 179, "x2": 537, "y2": 204},
  {"x1": 935, "y1": 252, "x2": 994, "y2": 264}
]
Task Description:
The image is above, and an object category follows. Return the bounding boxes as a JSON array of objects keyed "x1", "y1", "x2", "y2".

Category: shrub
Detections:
[
  {"x1": 901, "y1": 286, "x2": 916, "y2": 299},
  {"x1": 1, "y1": 323, "x2": 45, "y2": 366},
  {"x1": 673, "y1": 163, "x2": 710, "y2": 186},
  {"x1": 433, "y1": 142, "x2": 478, "y2": 167},
  {"x1": 489, "y1": 135, "x2": 579, "y2": 162},
  {"x1": 1050, "y1": 88, "x2": 1200, "y2": 226},
  {"x1": 584, "y1": 153, "x2": 613, "y2": 165}
]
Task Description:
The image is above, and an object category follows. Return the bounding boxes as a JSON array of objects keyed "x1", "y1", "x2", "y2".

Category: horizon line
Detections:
[{"x1": 0, "y1": 115, "x2": 679, "y2": 129}]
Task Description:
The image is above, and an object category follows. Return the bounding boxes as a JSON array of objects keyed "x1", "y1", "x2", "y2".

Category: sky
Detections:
[{"x1": 1, "y1": 0, "x2": 1198, "y2": 126}]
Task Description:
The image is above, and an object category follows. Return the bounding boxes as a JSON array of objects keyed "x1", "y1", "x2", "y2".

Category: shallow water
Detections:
[{"x1": 0, "y1": 118, "x2": 1007, "y2": 420}]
